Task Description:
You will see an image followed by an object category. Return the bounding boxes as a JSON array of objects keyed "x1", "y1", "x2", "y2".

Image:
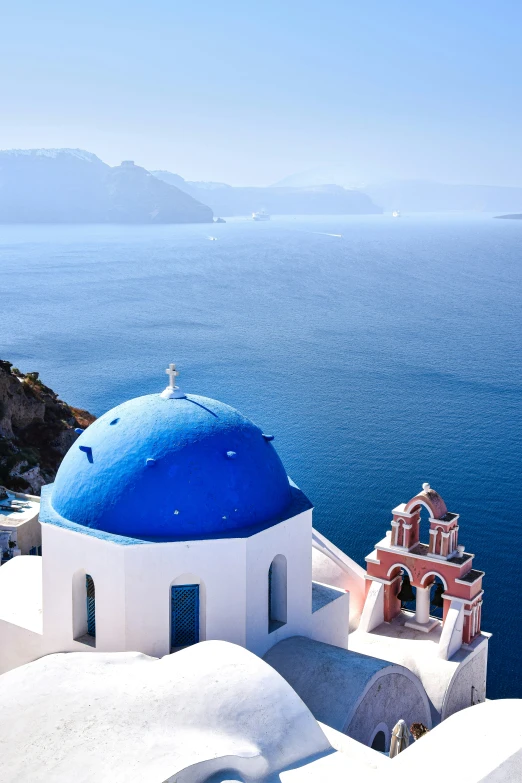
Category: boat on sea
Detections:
[
  {"x1": 252, "y1": 210, "x2": 270, "y2": 221},
  {"x1": 392, "y1": 210, "x2": 401, "y2": 218}
]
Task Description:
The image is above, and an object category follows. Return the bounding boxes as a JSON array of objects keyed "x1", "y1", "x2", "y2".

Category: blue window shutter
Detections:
[
  {"x1": 86, "y1": 574, "x2": 96, "y2": 637},
  {"x1": 171, "y1": 585, "x2": 199, "y2": 649}
]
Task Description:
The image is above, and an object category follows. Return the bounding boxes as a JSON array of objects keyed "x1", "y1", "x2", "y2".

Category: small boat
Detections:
[
  {"x1": 252, "y1": 210, "x2": 270, "y2": 221},
  {"x1": 392, "y1": 210, "x2": 401, "y2": 218},
  {"x1": 208, "y1": 236, "x2": 217, "y2": 241}
]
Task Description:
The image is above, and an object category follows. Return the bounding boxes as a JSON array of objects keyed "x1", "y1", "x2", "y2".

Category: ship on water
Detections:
[{"x1": 252, "y1": 210, "x2": 270, "y2": 221}]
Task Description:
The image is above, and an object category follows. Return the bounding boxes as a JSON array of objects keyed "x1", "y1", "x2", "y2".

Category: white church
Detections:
[{"x1": 0, "y1": 365, "x2": 520, "y2": 783}]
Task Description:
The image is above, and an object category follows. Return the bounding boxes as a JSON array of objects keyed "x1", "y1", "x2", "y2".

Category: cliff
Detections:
[
  {"x1": 0, "y1": 150, "x2": 213, "y2": 224},
  {"x1": 0, "y1": 361, "x2": 95, "y2": 494},
  {"x1": 151, "y1": 171, "x2": 381, "y2": 216}
]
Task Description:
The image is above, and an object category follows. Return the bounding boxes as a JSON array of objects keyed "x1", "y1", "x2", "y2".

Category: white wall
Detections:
[
  {"x1": 0, "y1": 621, "x2": 47, "y2": 674},
  {"x1": 311, "y1": 528, "x2": 366, "y2": 629},
  {"x1": 41, "y1": 523, "x2": 249, "y2": 658},
  {"x1": 42, "y1": 523, "x2": 127, "y2": 654},
  {"x1": 358, "y1": 580, "x2": 384, "y2": 633},
  {"x1": 310, "y1": 587, "x2": 350, "y2": 649},
  {"x1": 0, "y1": 557, "x2": 46, "y2": 674},
  {"x1": 13, "y1": 514, "x2": 41, "y2": 555},
  {"x1": 442, "y1": 644, "x2": 488, "y2": 720},
  {"x1": 38, "y1": 509, "x2": 315, "y2": 661},
  {"x1": 123, "y1": 536, "x2": 247, "y2": 658},
  {"x1": 4, "y1": 508, "x2": 351, "y2": 674},
  {"x1": 346, "y1": 670, "x2": 432, "y2": 744},
  {"x1": 245, "y1": 509, "x2": 314, "y2": 657}
]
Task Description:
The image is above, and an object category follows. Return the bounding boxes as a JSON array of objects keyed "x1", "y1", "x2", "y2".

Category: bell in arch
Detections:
[
  {"x1": 397, "y1": 573, "x2": 415, "y2": 604},
  {"x1": 431, "y1": 581, "x2": 444, "y2": 608}
]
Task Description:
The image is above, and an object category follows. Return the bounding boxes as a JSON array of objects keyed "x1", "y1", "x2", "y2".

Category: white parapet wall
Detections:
[
  {"x1": 0, "y1": 557, "x2": 46, "y2": 674},
  {"x1": 358, "y1": 580, "x2": 384, "y2": 633},
  {"x1": 438, "y1": 598, "x2": 465, "y2": 660},
  {"x1": 310, "y1": 582, "x2": 350, "y2": 648},
  {"x1": 311, "y1": 528, "x2": 366, "y2": 629}
]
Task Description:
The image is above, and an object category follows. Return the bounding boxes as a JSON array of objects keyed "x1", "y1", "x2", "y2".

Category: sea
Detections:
[{"x1": 1, "y1": 213, "x2": 521, "y2": 699}]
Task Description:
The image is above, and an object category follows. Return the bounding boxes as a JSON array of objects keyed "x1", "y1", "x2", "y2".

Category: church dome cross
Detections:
[{"x1": 160, "y1": 362, "x2": 185, "y2": 399}]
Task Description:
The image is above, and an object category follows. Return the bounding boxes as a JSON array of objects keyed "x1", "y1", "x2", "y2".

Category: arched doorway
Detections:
[
  {"x1": 369, "y1": 722, "x2": 390, "y2": 754},
  {"x1": 371, "y1": 730, "x2": 386, "y2": 752}
]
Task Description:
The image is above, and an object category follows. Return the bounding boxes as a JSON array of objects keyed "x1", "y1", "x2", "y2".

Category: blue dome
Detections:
[{"x1": 48, "y1": 393, "x2": 293, "y2": 539}]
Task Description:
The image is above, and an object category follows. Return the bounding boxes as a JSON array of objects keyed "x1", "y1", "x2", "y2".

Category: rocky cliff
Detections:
[{"x1": 0, "y1": 361, "x2": 95, "y2": 494}]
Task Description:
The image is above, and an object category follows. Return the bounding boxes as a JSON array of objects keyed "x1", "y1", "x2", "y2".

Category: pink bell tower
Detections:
[{"x1": 362, "y1": 484, "x2": 484, "y2": 658}]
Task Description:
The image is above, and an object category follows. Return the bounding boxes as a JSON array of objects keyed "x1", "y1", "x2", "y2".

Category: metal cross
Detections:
[{"x1": 166, "y1": 363, "x2": 179, "y2": 389}]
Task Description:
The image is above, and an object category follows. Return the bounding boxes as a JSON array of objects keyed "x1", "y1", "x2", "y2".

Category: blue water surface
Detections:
[{"x1": 1, "y1": 214, "x2": 520, "y2": 698}]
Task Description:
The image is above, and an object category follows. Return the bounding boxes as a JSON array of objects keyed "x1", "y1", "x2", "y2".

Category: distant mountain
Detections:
[
  {"x1": 272, "y1": 171, "x2": 341, "y2": 189},
  {"x1": 0, "y1": 150, "x2": 213, "y2": 224},
  {"x1": 151, "y1": 171, "x2": 381, "y2": 216},
  {"x1": 272, "y1": 167, "x2": 366, "y2": 190},
  {"x1": 494, "y1": 213, "x2": 522, "y2": 219},
  {"x1": 273, "y1": 171, "x2": 522, "y2": 213},
  {"x1": 0, "y1": 149, "x2": 107, "y2": 223},
  {"x1": 360, "y1": 180, "x2": 522, "y2": 213},
  {"x1": 105, "y1": 162, "x2": 212, "y2": 223},
  {"x1": 152, "y1": 171, "x2": 232, "y2": 194}
]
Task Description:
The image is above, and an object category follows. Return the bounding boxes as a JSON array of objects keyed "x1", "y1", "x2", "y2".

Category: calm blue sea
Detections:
[{"x1": 1, "y1": 214, "x2": 521, "y2": 698}]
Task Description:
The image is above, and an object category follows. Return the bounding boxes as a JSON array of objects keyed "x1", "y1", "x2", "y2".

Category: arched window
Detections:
[
  {"x1": 428, "y1": 575, "x2": 445, "y2": 620},
  {"x1": 86, "y1": 574, "x2": 96, "y2": 639},
  {"x1": 171, "y1": 584, "x2": 200, "y2": 650},
  {"x1": 396, "y1": 566, "x2": 416, "y2": 613},
  {"x1": 268, "y1": 555, "x2": 287, "y2": 633},
  {"x1": 72, "y1": 570, "x2": 96, "y2": 646}
]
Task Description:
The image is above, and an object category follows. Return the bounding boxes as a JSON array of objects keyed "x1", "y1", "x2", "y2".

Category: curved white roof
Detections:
[
  {"x1": 0, "y1": 641, "x2": 330, "y2": 783},
  {"x1": 0, "y1": 641, "x2": 520, "y2": 783},
  {"x1": 264, "y1": 636, "x2": 431, "y2": 735}
]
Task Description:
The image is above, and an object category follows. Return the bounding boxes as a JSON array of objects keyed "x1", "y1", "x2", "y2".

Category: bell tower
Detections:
[{"x1": 360, "y1": 484, "x2": 485, "y2": 659}]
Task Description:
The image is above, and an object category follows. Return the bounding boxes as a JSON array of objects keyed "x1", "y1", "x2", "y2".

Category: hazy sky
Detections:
[{"x1": 1, "y1": 1, "x2": 521, "y2": 186}]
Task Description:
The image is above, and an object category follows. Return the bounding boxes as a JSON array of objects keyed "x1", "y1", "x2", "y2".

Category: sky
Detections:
[{"x1": 1, "y1": 1, "x2": 521, "y2": 186}]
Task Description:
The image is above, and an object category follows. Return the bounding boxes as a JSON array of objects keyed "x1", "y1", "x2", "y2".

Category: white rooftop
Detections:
[
  {"x1": 0, "y1": 642, "x2": 332, "y2": 783},
  {"x1": 0, "y1": 491, "x2": 39, "y2": 529},
  {"x1": 0, "y1": 642, "x2": 519, "y2": 783}
]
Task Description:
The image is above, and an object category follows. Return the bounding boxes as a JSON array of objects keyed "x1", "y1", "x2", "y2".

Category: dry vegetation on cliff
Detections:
[{"x1": 0, "y1": 361, "x2": 95, "y2": 493}]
